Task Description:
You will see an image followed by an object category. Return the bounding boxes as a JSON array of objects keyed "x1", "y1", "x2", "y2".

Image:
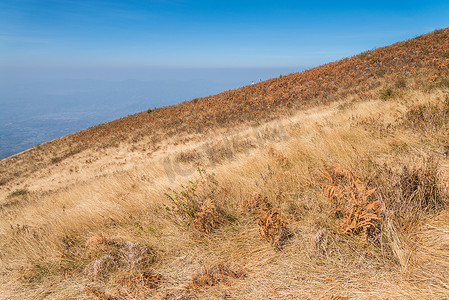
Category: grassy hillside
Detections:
[
  {"x1": 1, "y1": 28, "x2": 449, "y2": 299},
  {"x1": 2, "y1": 28, "x2": 449, "y2": 186}
]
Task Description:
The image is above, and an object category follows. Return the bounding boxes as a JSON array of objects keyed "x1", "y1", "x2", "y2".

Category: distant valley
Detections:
[{"x1": 0, "y1": 68, "x2": 297, "y2": 159}]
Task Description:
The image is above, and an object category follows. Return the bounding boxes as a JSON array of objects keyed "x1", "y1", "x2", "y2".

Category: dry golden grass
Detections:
[
  {"x1": 1, "y1": 87, "x2": 448, "y2": 299},
  {"x1": 2, "y1": 31, "x2": 449, "y2": 298}
]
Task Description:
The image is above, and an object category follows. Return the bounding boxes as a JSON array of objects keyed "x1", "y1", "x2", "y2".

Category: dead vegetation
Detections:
[
  {"x1": 258, "y1": 207, "x2": 292, "y2": 249},
  {"x1": 83, "y1": 233, "x2": 157, "y2": 280},
  {"x1": 4, "y1": 89, "x2": 449, "y2": 298},
  {"x1": 374, "y1": 157, "x2": 448, "y2": 229},
  {"x1": 241, "y1": 192, "x2": 292, "y2": 248},
  {"x1": 322, "y1": 163, "x2": 382, "y2": 243},
  {"x1": 191, "y1": 197, "x2": 222, "y2": 234},
  {"x1": 267, "y1": 146, "x2": 290, "y2": 167},
  {"x1": 187, "y1": 264, "x2": 246, "y2": 289},
  {"x1": 118, "y1": 272, "x2": 164, "y2": 296},
  {"x1": 2, "y1": 29, "x2": 449, "y2": 299},
  {"x1": 402, "y1": 94, "x2": 449, "y2": 134},
  {"x1": 3, "y1": 28, "x2": 449, "y2": 186},
  {"x1": 60, "y1": 232, "x2": 161, "y2": 298}
]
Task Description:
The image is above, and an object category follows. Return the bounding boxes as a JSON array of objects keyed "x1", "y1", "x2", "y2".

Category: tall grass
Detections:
[{"x1": 1, "y1": 89, "x2": 449, "y2": 298}]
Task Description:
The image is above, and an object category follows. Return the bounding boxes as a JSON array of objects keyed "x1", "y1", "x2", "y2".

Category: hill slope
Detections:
[
  {"x1": 1, "y1": 28, "x2": 449, "y2": 299},
  {"x1": 2, "y1": 28, "x2": 449, "y2": 186}
]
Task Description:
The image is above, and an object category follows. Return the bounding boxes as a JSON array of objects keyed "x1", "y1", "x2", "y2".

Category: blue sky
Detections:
[{"x1": 1, "y1": 0, "x2": 449, "y2": 70}]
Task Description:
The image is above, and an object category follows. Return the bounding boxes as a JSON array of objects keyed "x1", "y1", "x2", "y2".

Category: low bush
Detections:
[
  {"x1": 191, "y1": 197, "x2": 221, "y2": 234},
  {"x1": 322, "y1": 158, "x2": 448, "y2": 244},
  {"x1": 241, "y1": 192, "x2": 292, "y2": 249},
  {"x1": 394, "y1": 77, "x2": 407, "y2": 89},
  {"x1": 164, "y1": 168, "x2": 223, "y2": 233},
  {"x1": 380, "y1": 88, "x2": 395, "y2": 100},
  {"x1": 7, "y1": 189, "x2": 28, "y2": 198}
]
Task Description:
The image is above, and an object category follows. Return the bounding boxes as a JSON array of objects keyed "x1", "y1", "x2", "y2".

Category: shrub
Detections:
[
  {"x1": 380, "y1": 88, "x2": 395, "y2": 100},
  {"x1": 51, "y1": 157, "x2": 61, "y2": 164},
  {"x1": 164, "y1": 168, "x2": 223, "y2": 233},
  {"x1": 394, "y1": 77, "x2": 407, "y2": 89},
  {"x1": 321, "y1": 157, "x2": 449, "y2": 251},
  {"x1": 7, "y1": 189, "x2": 28, "y2": 198},
  {"x1": 165, "y1": 179, "x2": 202, "y2": 220},
  {"x1": 241, "y1": 192, "x2": 292, "y2": 248},
  {"x1": 191, "y1": 197, "x2": 221, "y2": 234}
]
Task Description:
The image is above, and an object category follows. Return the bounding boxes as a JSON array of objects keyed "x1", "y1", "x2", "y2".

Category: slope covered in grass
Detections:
[
  {"x1": 1, "y1": 28, "x2": 449, "y2": 299},
  {"x1": 1, "y1": 28, "x2": 449, "y2": 186}
]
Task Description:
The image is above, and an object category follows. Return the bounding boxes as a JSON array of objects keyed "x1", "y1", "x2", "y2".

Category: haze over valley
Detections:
[{"x1": 0, "y1": 67, "x2": 297, "y2": 158}]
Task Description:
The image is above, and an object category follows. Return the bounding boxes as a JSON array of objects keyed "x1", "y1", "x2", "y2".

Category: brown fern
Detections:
[
  {"x1": 322, "y1": 164, "x2": 382, "y2": 242},
  {"x1": 192, "y1": 197, "x2": 221, "y2": 234},
  {"x1": 258, "y1": 207, "x2": 292, "y2": 249}
]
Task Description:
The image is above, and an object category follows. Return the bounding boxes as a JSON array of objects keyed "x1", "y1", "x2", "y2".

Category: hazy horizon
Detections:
[{"x1": 0, "y1": 66, "x2": 302, "y2": 159}]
